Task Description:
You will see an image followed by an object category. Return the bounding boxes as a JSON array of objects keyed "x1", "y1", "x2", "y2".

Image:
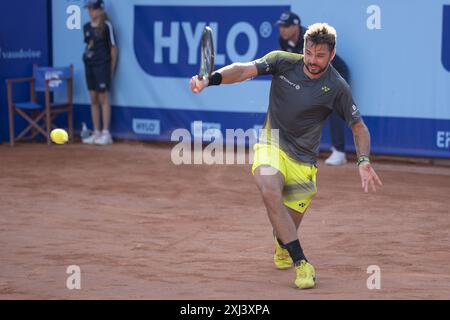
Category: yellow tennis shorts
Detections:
[{"x1": 251, "y1": 143, "x2": 318, "y2": 214}]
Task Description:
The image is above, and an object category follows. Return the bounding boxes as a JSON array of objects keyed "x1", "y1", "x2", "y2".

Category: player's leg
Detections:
[
  {"x1": 272, "y1": 206, "x2": 307, "y2": 269},
  {"x1": 288, "y1": 206, "x2": 305, "y2": 229},
  {"x1": 90, "y1": 91, "x2": 101, "y2": 131},
  {"x1": 252, "y1": 143, "x2": 314, "y2": 288},
  {"x1": 273, "y1": 206, "x2": 305, "y2": 234},
  {"x1": 252, "y1": 143, "x2": 307, "y2": 250},
  {"x1": 331, "y1": 111, "x2": 345, "y2": 152},
  {"x1": 95, "y1": 92, "x2": 112, "y2": 145},
  {"x1": 83, "y1": 63, "x2": 102, "y2": 144},
  {"x1": 254, "y1": 167, "x2": 313, "y2": 290},
  {"x1": 85, "y1": 64, "x2": 101, "y2": 132},
  {"x1": 325, "y1": 111, "x2": 347, "y2": 165},
  {"x1": 94, "y1": 64, "x2": 112, "y2": 145},
  {"x1": 278, "y1": 159, "x2": 318, "y2": 288},
  {"x1": 82, "y1": 90, "x2": 102, "y2": 144},
  {"x1": 98, "y1": 92, "x2": 111, "y2": 131},
  {"x1": 253, "y1": 166, "x2": 299, "y2": 246}
]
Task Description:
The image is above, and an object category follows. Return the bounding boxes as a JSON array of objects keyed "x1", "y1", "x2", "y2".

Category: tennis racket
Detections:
[{"x1": 198, "y1": 26, "x2": 215, "y2": 80}]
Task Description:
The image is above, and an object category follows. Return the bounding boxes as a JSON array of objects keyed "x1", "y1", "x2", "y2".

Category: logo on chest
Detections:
[
  {"x1": 279, "y1": 75, "x2": 301, "y2": 90},
  {"x1": 321, "y1": 86, "x2": 331, "y2": 93}
]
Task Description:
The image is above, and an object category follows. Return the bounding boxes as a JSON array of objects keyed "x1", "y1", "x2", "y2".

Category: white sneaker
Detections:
[
  {"x1": 82, "y1": 132, "x2": 102, "y2": 145},
  {"x1": 325, "y1": 147, "x2": 347, "y2": 166},
  {"x1": 94, "y1": 132, "x2": 113, "y2": 145}
]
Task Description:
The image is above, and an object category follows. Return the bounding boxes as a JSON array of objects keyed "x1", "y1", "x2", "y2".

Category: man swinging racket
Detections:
[{"x1": 190, "y1": 23, "x2": 382, "y2": 289}]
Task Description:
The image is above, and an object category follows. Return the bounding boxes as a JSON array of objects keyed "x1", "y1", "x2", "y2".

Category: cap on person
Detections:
[
  {"x1": 84, "y1": 0, "x2": 105, "y2": 10},
  {"x1": 276, "y1": 12, "x2": 301, "y2": 26}
]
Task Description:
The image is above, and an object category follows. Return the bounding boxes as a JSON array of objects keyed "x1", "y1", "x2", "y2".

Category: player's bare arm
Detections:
[
  {"x1": 352, "y1": 120, "x2": 371, "y2": 157},
  {"x1": 190, "y1": 62, "x2": 257, "y2": 94},
  {"x1": 351, "y1": 120, "x2": 383, "y2": 193},
  {"x1": 111, "y1": 45, "x2": 118, "y2": 77}
]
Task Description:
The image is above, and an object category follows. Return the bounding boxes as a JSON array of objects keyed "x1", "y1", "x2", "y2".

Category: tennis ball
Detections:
[{"x1": 50, "y1": 129, "x2": 69, "y2": 145}]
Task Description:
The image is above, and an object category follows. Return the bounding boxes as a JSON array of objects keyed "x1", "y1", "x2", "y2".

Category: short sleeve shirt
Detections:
[
  {"x1": 83, "y1": 20, "x2": 116, "y2": 65},
  {"x1": 253, "y1": 51, "x2": 361, "y2": 164}
]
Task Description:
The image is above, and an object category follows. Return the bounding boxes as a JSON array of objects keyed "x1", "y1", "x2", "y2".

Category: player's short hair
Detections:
[{"x1": 304, "y1": 23, "x2": 337, "y2": 52}]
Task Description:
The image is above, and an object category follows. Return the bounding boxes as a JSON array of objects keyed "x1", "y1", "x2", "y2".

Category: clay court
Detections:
[{"x1": 1, "y1": 142, "x2": 450, "y2": 299}]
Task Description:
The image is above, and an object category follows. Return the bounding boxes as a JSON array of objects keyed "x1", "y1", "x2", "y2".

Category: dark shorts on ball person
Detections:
[{"x1": 85, "y1": 62, "x2": 111, "y2": 92}]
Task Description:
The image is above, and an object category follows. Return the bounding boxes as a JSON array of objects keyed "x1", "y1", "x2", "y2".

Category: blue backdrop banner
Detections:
[
  {"x1": 0, "y1": 0, "x2": 50, "y2": 144},
  {"x1": 48, "y1": 1, "x2": 450, "y2": 158}
]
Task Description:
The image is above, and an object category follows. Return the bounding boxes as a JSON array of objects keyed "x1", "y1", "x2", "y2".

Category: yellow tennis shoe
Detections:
[
  {"x1": 273, "y1": 237, "x2": 293, "y2": 270},
  {"x1": 294, "y1": 260, "x2": 316, "y2": 289}
]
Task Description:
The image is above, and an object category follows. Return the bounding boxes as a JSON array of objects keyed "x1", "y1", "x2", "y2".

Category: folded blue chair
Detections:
[{"x1": 6, "y1": 64, "x2": 73, "y2": 146}]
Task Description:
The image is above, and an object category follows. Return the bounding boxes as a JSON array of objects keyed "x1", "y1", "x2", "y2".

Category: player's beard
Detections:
[{"x1": 305, "y1": 58, "x2": 331, "y2": 75}]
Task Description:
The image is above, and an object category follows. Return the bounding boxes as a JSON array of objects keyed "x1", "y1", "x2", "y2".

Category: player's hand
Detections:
[
  {"x1": 190, "y1": 75, "x2": 209, "y2": 94},
  {"x1": 358, "y1": 162, "x2": 382, "y2": 193}
]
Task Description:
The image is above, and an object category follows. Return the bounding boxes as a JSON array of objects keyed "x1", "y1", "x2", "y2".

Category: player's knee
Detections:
[
  {"x1": 90, "y1": 93, "x2": 99, "y2": 105},
  {"x1": 98, "y1": 93, "x2": 108, "y2": 105}
]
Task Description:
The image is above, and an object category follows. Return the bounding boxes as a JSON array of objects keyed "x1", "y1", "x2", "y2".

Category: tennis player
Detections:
[{"x1": 190, "y1": 23, "x2": 382, "y2": 289}]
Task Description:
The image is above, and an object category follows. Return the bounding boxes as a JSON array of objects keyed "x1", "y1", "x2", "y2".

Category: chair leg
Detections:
[
  {"x1": 68, "y1": 106, "x2": 74, "y2": 143},
  {"x1": 46, "y1": 109, "x2": 51, "y2": 145},
  {"x1": 9, "y1": 109, "x2": 15, "y2": 147},
  {"x1": 31, "y1": 110, "x2": 38, "y2": 139},
  {"x1": 7, "y1": 82, "x2": 15, "y2": 146},
  {"x1": 15, "y1": 109, "x2": 47, "y2": 140}
]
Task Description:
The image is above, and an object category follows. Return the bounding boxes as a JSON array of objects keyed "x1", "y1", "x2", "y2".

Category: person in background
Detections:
[
  {"x1": 276, "y1": 11, "x2": 349, "y2": 165},
  {"x1": 82, "y1": 0, "x2": 118, "y2": 145}
]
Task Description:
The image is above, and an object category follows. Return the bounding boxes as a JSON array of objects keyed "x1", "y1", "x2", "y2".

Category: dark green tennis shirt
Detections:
[{"x1": 254, "y1": 51, "x2": 362, "y2": 164}]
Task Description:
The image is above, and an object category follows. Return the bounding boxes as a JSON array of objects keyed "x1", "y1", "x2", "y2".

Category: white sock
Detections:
[
  {"x1": 102, "y1": 129, "x2": 110, "y2": 135},
  {"x1": 94, "y1": 130, "x2": 101, "y2": 136}
]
